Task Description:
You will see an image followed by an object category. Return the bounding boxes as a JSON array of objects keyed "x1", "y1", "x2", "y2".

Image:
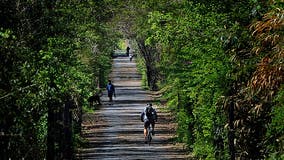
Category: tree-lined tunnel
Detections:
[{"x1": 0, "y1": 0, "x2": 283, "y2": 159}]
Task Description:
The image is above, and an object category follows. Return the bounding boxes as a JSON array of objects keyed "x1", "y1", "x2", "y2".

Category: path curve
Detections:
[{"x1": 77, "y1": 56, "x2": 192, "y2": 160}]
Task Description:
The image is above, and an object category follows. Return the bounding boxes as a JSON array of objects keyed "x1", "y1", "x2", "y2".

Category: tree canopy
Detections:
[
  {"x1": 113, "y1": 0, "x2": 284, "y2": 159},
  {"x1": 0, "y1": 0, "x2": 283, "y2": 159}
]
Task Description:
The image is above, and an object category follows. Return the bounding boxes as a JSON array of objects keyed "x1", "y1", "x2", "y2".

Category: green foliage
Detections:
[
  {"x1": 266, "y1": 86, "x2": 284, "y2": 158},
  {"x1": 73, "y1": 133, "x2": 88, "y2": 148},
  {"x1": 270, "y1": 88, "x2": 284, "y2": 135},
  {"x1": 176, "y1": 108, "x2": 191, "y2": 144},
  {"x1": 117, "y1": 39, "x2": 127, "y2": 50},
  {"x1": 0, "y1": 0, "x2": 119, "y2": 158},
  {"x1": 135, "y1": 53, "x2": 149, "y2": 89},
  {"x1": 143, "y1": 2, "x2": 232, "y2": 158},
  {"x1": 115, "y1": 0, "x2": 281, "y2": 159},
  {"x1": 1, "y1": 0, "x2": 282, "y2": 159}
]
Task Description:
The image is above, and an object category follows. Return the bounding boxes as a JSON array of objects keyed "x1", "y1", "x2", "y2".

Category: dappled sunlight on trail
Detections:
[{"x1": 76, "y1": 56, "x2": 192, "y2": 160}]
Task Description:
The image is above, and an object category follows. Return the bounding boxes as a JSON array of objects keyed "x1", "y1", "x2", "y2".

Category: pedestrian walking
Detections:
[{"x1": 106, "y1": 80, "x2": 116, "y2": 102}]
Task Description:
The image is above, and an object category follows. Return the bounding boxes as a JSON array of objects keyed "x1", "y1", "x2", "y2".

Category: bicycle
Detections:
[{"x1": 146, "y1": 125, "x2": 152, "y2": 145}]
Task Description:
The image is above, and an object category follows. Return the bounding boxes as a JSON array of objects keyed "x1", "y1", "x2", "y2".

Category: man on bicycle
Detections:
[{"x1": 140, "y1": 103, "x2": 157, "y2": 143}]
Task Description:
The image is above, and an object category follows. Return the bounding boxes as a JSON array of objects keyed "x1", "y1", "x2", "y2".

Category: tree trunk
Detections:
[
  {"x1": 228, "y1": 101, "x2": 235, "y2": 160},
  {"x1": 47, "y1": 105, "x2": 56, "y2": 160},
  {"x1": 63, "y1": 100, "x2": 73, "y2": 159},
  {"x1": 136, "y1": 39, "x2": 159, "y2": 91}
]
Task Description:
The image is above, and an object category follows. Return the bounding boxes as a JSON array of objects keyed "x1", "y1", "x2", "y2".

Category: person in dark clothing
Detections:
[
  {"x1": 106, "y1": 80, "x2": 116, "y2": 102},
  {"x1": 126, "y1": 46, "x2": 130, "y2": 56},
  {"x1": 140, "y1": 103, "x2": 157, "y2": 143}
]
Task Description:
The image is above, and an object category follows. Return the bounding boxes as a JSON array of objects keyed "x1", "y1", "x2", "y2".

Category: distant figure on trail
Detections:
[
  {"x1": 88, "y1": 89, "x2": 103, "y2": 107},
  {"x1": 126, "y1": 46, "x2": 130, "y2": 57},
  {"x1": 140, "y1": 103, "x2": 157, "y2": 143},
  {"x1": 129, "y1": 53, "x2": 134, "y2": 62},
  {"x1": 106, "y1": 80, "x2": 116, "y2": 102}
]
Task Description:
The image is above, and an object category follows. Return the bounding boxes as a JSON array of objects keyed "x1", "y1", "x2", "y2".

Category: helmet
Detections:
[{"x1": 146, "y1": 103, "x2": 152, "y2": 112}]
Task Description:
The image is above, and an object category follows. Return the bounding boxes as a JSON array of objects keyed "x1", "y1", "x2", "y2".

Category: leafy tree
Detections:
[
  {"x1": 1, "y1": 0, "x2": 282, "y2": 159},
  {"x1": 227, "y1": 5, "x2": 284, "y2": 159},
  {"x1": 112, "y1": 0, "x2": 283, "y2": 159},
  {"x1": 0, "y1": 0, "x2": 118, "y2": 159}
]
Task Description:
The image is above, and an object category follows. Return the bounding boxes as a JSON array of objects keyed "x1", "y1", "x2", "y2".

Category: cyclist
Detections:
[{"x1": 140, "y1": 103, "x2": 157, "y2": 143}]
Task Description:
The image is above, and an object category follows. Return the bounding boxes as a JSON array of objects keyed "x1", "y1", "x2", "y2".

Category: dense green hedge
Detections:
[
  {"x1": 0, "y1": 0, "x2": 118, "y2": 159},
  {"x1": 117, "y1": 0, "x2": 283, "y2": 159}
]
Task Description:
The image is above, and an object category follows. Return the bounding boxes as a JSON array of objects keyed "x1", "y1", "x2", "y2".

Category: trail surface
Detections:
[{"x1": 77, "y1": 56, "x2": 192, "y2": 160}]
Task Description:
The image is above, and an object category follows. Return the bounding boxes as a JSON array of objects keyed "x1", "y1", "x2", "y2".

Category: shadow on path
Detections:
[{"x1": 76, "y1": 56, "x2": 193, "y2": 160}]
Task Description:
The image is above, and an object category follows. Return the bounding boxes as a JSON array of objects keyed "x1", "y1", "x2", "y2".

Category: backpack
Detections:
[
  {"x1": 146, "y1": 107, "x2": 152, "y2": 118},
  {"x1": 145, "y1": 107, "x2": 157, "y2": 121}
]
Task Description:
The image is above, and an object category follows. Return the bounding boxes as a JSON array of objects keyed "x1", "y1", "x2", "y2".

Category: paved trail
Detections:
[{"x1": 77, "y1": 56, "x2": 191, "y2": 160}]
